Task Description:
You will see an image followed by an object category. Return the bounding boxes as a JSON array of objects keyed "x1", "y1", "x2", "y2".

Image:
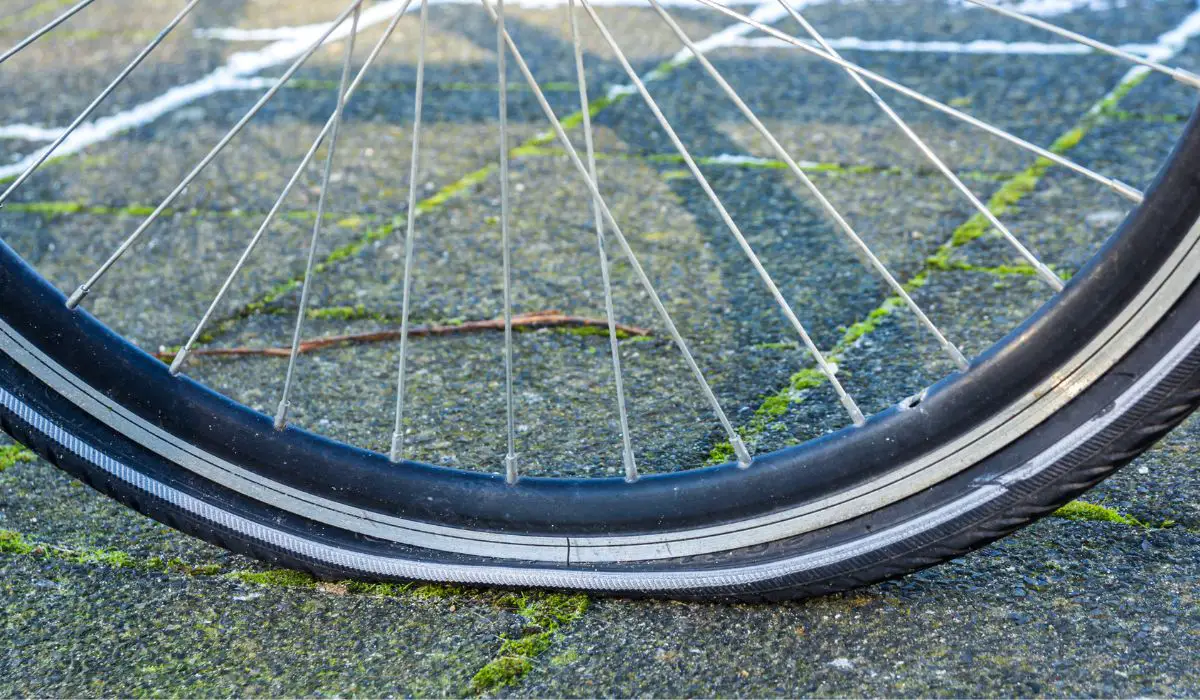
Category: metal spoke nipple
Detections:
[
  {"x1": 622, "y1": 446, "x2": 638, "y2": 482},
  {"x1": 66, "y1": 285, "x2": 89, "y2": 309},
  {"x1": 505, "y1": 453, "x2": 519, "y2": 485},
  {"x1": 731, "y1": 435, "x2": 753, "y2": 469},
  {"x1": 1112, "y1": 179, "x2": 1144, "y2": 204},
  {"x1": 168, "y1": 349, "x2": 190, "y2": 376},
  {"x1": 390, "y1": 432, "x2": 404, "y2": 463}
]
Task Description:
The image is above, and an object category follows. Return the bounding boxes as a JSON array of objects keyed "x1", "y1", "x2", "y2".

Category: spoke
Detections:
[
  {"x1": 579, "y1": 0, "x2": 865, "y2": 425},
  {"x1": 962, "y1": 0, "x2": 1200, "y2": 89},
  {"x1": 169, "y1": 0, "x2": 414, "y2": 376},
  {"x1": 65, "y1": 0, "x2": 366, "y2": 310},
  {"x1": 496, "y1": 0, "x2": 520, "y2": 483},
  {"x1": 0, "y1": 0, "x2": 201, "y2": 209},
  {"x1": 276, "y1": 5, "x2": 361, "y2": 430},
  {"x1": 650, "y1": 0, "x2": 971, "y2": 371},
  {"x1": 688, "y1": 0, "x2": 1144, "y2": 204},
  {"x1": 0, "y1": 0, "x2": 99, "y2": 66},
  {"x1": 479, "y1": 0, "x2": 754, "y2": 467},
  {"x1": 389, "y1": 0, "x2": 430, "y2": 462},
  {"x1": 569, "y1": 0, "x2": 638, "y2": 482},
  {"x1": 773, "y1": 0, "x2": 1063, "y2": 292}
]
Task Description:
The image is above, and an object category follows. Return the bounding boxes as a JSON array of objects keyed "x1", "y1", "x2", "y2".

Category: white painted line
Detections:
[
  {"x1": 0, "y1": 0, "x2": 417, "y2": 177},
  {"x1": 1084, "y1": 1, "x2": 1200, "y2": 120},
  {"x1": 724, "y1": 35, "x2": 1162, "y2": 56},
  {"x1": 607, "y1": 0, "x2": 837, "y2": 98},
  {"x1": 0, "y1": 124, "x2": 66, "y2": 142}
]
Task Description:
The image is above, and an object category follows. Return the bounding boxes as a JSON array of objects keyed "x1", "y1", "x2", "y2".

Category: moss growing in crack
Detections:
[
  {"x1": 1101, "y1": 109, "x2": 1187, "y2": 124},
  {"x1": 0, "y1": 529, "x2": 148, "y2": 569},
  {"x1": 838, "y1": 300, "x2": 902, "y2": 352},
  {"x1": 305, "y1": 304, "x2": 385, "y2": 322},
  {"x1": 0, "y1": 529, "x2": 34, "y2": 555},
  {"x1": 1053, "y1": 500, "x2": 1145, "y2": 527},
  {"x1": 470, "y1": 656, "x2": 531, "y2": 692},
  {"x1": 754, "y1": 341, "x2": 799, "y2": 351},
  {"x1": 550, "y1": 95, "x2": 619, "y2": 141},
  {"x1": 344, "y1": 581, "x2": 411, "y2": 596},
  {"x1": 707, "y1": 367, "x2": 830, "y2": 464},
  {"x1": 4, "y1": 201, "x2": 88, "y2": 216},
  {"x1": 409, "y1": 583, "x2": 469, "y2": 600},
  {"x1": 227, "y1": 569, "x2": 317, "y2": 587},
  {"x1": 469, "y1": 592, "x2": 589, "y2": 694},
  {"x1": 559, "y1": 325, "x2": 646, "y2": 340},
  {"x1": 926, "y1": 258, "x2": 1045, "y2": 278},
  {"x1": 418, "y1": 166, "x2": 494, "y2": 214},
  {"x1": 0, "y1": 444, "x2": 36, "y2": 472}
]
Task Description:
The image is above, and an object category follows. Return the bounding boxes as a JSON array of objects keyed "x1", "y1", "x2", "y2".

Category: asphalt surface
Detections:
[{"x1": 1, "y1": 0, "x2": 1199, "y2": 695}]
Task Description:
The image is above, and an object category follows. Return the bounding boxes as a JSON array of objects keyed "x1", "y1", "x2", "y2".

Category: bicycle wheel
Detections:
[{"x1": 1, "y1": 0, "x2": 1199, "y2": 600}]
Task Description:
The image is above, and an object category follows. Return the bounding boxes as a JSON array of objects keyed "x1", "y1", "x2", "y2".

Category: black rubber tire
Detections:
[{"x1": 2, "y1": 106, "x2": 1200, "y2": 599}]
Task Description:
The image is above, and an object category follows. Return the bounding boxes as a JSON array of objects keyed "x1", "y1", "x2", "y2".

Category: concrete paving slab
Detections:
[
  {"x1": 0, "y1": 0, "x2": 235, "y2": 126},
  {"x1": 0, "y1": 207, "x2": 373, "y2": 348},
  {"x1": 0, "y1": 556, "x2": 513, "y2": 697},
  {"x1": 510, "y1": 519, "x2": 1200, "y2": 698}
]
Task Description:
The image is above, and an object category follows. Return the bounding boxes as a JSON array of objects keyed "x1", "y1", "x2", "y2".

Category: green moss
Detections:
[
  {"x1": 173, "y1": 561, "x2": 223, "y2": 576},
  {"x1": 344, "y1": 581, "x2": 411, "y2": 596},
  {"x1": 759, "y1": 392, "x2": 791, "y2": 418},
  {"x1": 72, "y1": 548, "x2": 136, "y2": 568},
  {"x1": 0, "y1": 529, "x2": 153, "y2": 570},
  {"x1": 838, "y1": 301, "x2": 901, "y2": 351},
  {"x1": 0, "y1": 200, "x2": 323, "y2": 224},
  {"x1": 1100, "y1": 109, "x2": 1187, "y2": 124},
  {"x1": 551, "y1": 95, "x2": 618, "y2": 142},
  {"x1": 306, "y1": 304, "x2": 382, "y2": 322},
  {"x1": 470, "y1": 655, "x2": 532, "y2": 693},
  {"x1": 0, "y1": 444, "x2": 36, "y2": 472},
  {"x1": 469, "y1": 593, "x2": 589, "y2": 694},
  {"x1": 409, "y1": 583, "x2": 469, "y2": 600},
  {"x1": 754, "y1": 341, "x2": 799, "y2": 350},
  {"x1": 549, "y1": 649, "x2": 580, "y2": 667},
  {"x1": 559, "y1": 324, "x2": 644, "y2": 340},
  {"x1": 1053, "y1": 500, "x2": 1144, "y2": 527},
  {"x1": 926, "y1": 259, "x2": 1047, "y2": 278},
  {"x1": 227, "y1": 569, "x2": 317, "y2": 587},
  {"x1": 418, "y1": 166, "x2": 494, "y2": 214},
  {"x1": 0, "y1": 529, "x2": 34, "y2": 555}
]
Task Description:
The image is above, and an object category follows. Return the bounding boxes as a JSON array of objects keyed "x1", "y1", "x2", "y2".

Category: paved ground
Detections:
[{"x1": 1, "y1": 0, "x2": 1199, "y2": 695}]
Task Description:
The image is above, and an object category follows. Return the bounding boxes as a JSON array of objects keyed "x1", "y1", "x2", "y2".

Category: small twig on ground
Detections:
[{"x1": 155, "y1": 310, "x2": 652, "y2": 360}]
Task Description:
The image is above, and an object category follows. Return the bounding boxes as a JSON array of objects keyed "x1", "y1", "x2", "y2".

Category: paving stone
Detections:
[
  {"x1": 0, "y1": 208, "x2": 374, "y2": 349},
  {"x1": 0, "y1": 435, "x2": 251, "y2": 569},
  {"x1": 0, "y1": 0, "x2": 237, "y2": 126},
  {"x1": 0, "y1": 555, "x2": 512, "y2": 697},
  {"x1": 3, "y1": 98, "x2": 554, "y2": 216},
  {"x1": 510, "y1": 520, "x2": 1200, "y2": 698},
  {"x1": 1090, "y1": 414, "x2": 1200, "y2": 529}
]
